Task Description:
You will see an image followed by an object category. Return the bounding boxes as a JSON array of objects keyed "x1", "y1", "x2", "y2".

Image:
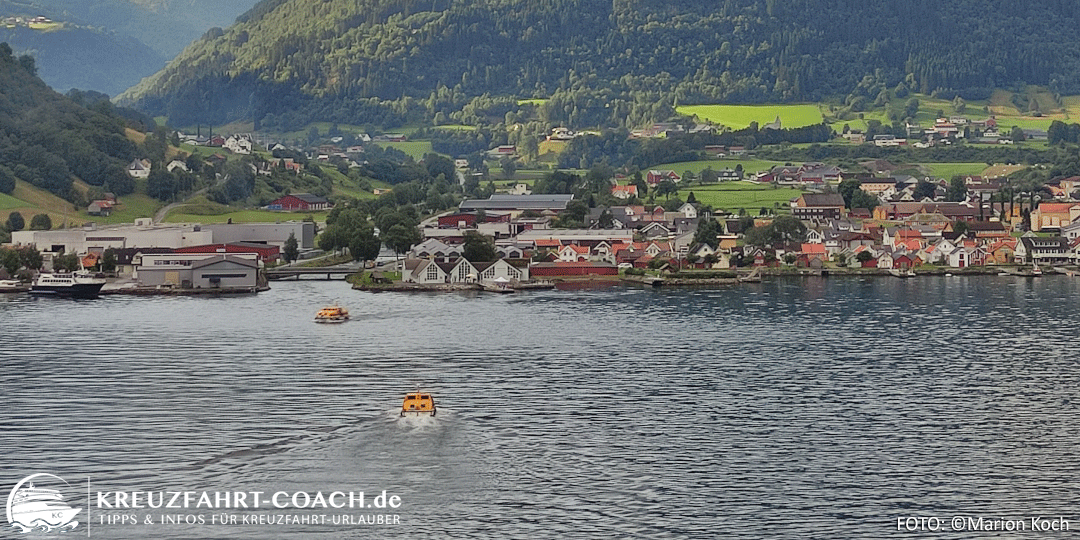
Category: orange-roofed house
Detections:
[
  {"x1": 611, "y1": 185, "x2": 638, "y2": 199},
  {"x1": 558, "y1": 244, "x2": 591, "y2": 262},
  {"x1": 81, "y1": 252, "x2": 100, "y2": 270},
  {"x1": 986, "y1": 238, "x2": 1017, "y2": 265},
  {"x1": 1031, "y1": 202, "x2": 1080, "y2": 232},
  {"x1": 796, "y1": 243, "x2": 827, "y2": 268},
  {"x1": 893, "y1": 229, "x2": 924, "y2": 248},
  {"x1": 898, "y1": 239, "x2": 924, "y2": 252}
]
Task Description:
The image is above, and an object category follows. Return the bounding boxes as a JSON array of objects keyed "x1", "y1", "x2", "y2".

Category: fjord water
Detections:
[{"x1": 3, "y1": 275, "x2": 1080, "y2": 538}]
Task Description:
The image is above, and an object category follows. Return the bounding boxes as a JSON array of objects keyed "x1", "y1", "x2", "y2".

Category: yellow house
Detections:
[{"x1": 986, "y1": 239, "x2": 1017, "y2": 265}]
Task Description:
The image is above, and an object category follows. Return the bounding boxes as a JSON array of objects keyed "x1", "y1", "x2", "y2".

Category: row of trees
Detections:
[
  {"x1": 4, "y1": 211, "x2": 52, "y2": 233},
  {"x1": 0, "y1": 245, "x2": 43, "y2": 277},
  {"x1": 1, "y1": 245, "x2": 118, "y2": 277}
]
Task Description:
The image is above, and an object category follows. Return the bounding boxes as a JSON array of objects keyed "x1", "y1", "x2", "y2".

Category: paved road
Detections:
[
  {"x1": 153, "y1": 186, "x2": 209, "y2": 223},
  {"x1": 153, "y1": 172, "x2": 231, "y2": 223}
]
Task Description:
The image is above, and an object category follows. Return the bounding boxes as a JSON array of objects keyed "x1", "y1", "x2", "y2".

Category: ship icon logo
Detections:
[{"x1": 6, "y1": 474, "x2": 81, "y2": 533}]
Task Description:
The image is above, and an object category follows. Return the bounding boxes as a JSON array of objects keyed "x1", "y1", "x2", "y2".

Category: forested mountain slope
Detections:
[
  {"x1": 0, "y1": 43, "x2": 139, "y2": 201},
  {"x1": 117, "y1": 0, "x2": 1080, "y2": 129}
]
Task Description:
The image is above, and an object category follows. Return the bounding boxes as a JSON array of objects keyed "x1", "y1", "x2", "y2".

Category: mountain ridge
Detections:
[{"x1": 118, "y1": 0, "x2": 1080, "y2": 129}]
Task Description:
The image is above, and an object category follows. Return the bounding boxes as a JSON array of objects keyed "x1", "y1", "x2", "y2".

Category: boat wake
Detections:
[{"x1": 389, "y1": 409, "x2": 443, "y2": 431}]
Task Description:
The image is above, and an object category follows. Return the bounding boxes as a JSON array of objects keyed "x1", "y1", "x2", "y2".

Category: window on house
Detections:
[{"x1": 426, "y1": 265, "x2": 439, "y2": 281}]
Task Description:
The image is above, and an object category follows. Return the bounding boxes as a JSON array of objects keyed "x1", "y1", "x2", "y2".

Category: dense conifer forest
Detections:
[{"x1": 119, "y1": 0, "x2": 1080, "y2": 129}]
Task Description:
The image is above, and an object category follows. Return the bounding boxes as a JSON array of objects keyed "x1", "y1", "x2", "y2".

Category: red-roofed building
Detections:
[
  {"x1": 611, "y1": 185, "x2": 638, "y2": 199},
  {"x1": 174, "y1": 243, "x2": 280, "y2": 263},
  {"x1": 646, "y1": 170, "x2": 681, "y2": 186},
  {"x1": 266, "y1": 193, "x2": 332, "y2": 211},
  {"x1": 558, "y1": 244, "x2": 591, "y2": 262},
  {"x1": 1031, "y1": 202, "x2": 1080, "y2": 232}
]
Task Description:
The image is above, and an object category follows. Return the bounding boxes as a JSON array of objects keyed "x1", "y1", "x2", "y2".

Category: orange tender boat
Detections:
[
  {"x1": 401, "y1": 392, "x2": 436, "y2": 417},
  {"x1": 314, "y1": 304, "x2": 349, "y2": 323}
]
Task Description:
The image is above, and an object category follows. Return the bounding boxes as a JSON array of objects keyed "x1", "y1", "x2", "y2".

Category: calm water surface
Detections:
[{"x1": 3, "y1": 275, "x2": 1080, "y2": 538}]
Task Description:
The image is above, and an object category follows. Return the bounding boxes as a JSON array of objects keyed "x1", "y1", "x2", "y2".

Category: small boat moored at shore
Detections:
[
  {"x1": 401, "y1": 391, "x2": 436, "y2": 416},
  {"x1": 29, "y1": 272, "x2": 106, "y2": 298},
  {"x1": 0, "y1": 279, "x2": 29, "y2": 293},
  {"x1": 314, "y1": 304, "x2": 350, "y2": 323}
]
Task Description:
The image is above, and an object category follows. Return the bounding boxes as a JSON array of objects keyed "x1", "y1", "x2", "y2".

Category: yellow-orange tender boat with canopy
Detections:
[
  {"x1": 401, "y1": 392, "x2": 436, "y2": 416},
  {"x1": 314, "y1": 305, "x2": 349, "y2": 323}
]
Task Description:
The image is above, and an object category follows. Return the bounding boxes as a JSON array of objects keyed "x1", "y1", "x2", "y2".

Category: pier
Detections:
[{"x1": 265, "y1": 267, "x2": 357, "y2": 280}]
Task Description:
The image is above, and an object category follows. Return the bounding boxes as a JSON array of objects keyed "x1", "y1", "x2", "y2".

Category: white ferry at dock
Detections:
[{"x1": 30, "y1": 272, "x2": 106, "y2": 298}]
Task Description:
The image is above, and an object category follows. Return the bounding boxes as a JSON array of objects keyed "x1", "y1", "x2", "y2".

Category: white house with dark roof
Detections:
[
  {"x1": 127, "y1": 159, "x2": 151, "y2": 178},
  {"x1": 410, "y1": 238, "x2": 461, "y2": 262}
]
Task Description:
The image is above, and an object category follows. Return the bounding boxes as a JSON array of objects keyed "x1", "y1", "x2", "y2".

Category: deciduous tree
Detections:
[
  {"x1": 29, "y1": 214, "x2": 52, "y2": 231},
  {"x1": 462, "y1": 231, "x2": 497, "y2": 262},
  {"x1": 6, "y1": 211, "x2": 24, "y2": 232}
]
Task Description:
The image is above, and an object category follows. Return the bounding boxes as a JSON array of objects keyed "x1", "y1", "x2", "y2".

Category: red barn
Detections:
[
  {"x1": 528, "y1": 261, "x2": 618, "y2": 277},
  {"x1": 266, "y1": 193, "x2": 332, "y2": 211},
  {"x1": 646, "y1": 170, "x2": 681, "y2": 186}
]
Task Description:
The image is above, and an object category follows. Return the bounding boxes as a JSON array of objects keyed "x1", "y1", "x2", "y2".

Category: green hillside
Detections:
[
  {"x1": 119, "y1": 0, "x2": 1080, "y2": 131},
  {"x1": 0, "y1": 43, "x2": 139, "y2": 203}
]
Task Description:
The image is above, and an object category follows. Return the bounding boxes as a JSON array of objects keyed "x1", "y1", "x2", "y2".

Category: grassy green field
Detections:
[
  {"x1": 323, "y1": 167, "x2": 388, "y2": 200},
  {"x1": 677, "y1": 104, "x2": 824, "y2": 129},
  {"x1": 2, "y1": 182, "x2": 165, "y2": 228},
  {"x1": 0, "y1": 192, "x2": 24, "y2": 211},
  {"x1": 433, "y1": 124, "x2": 477, "y2": 131},
  {"x1": 379, "y1": 141, "x2": 434, "y2": 160},
  {"x1": 818, "y1": 89, "x2": 1077, "y2": 133},
  {"x1": 95, "y1": 194, "x2": 163, "y2": 225},
  {"x1": 163, "y1": 199, "x2": 329, "y2": 224},
  {"x1": 916, "y1": 163, "x2": 991, "y2": 179},
  {"x1": 164, "y1": 209, "x2": 325, "y2": 224},
  {"x1": 677, "y1": 181, "x2": 802, "y2": 213}
]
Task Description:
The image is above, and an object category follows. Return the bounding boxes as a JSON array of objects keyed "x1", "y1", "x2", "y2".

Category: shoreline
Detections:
[
  {"x1": 353, "y1": 265, "x2": 1076, "y2": 292},
  {"x1": 13, "y1": 264, "x2": 1064, "y2": 297}
]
